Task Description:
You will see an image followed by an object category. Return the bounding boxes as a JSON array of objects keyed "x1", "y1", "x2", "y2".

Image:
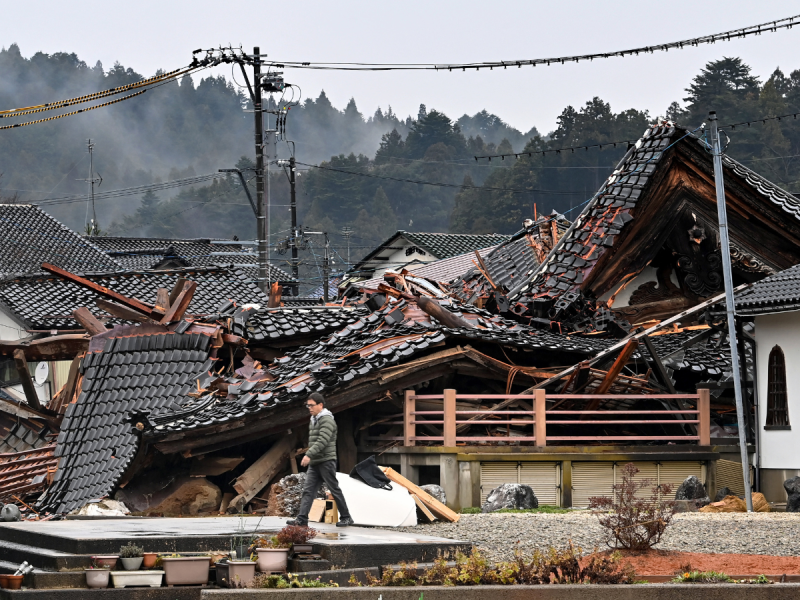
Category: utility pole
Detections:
[
  {"x1": 253, "y1": 47, "x2": 268, "y2": 293},
  {"x1": 323, "y1": 232, "x2": 330, "y2": 303},
  {"x1": 708, "y1": 111, "x2": 753, "y2": 512},
  {"x1": 289, "y1": 156, "x2": 299, "y2": 284},
  {"x1": 341, "y1": 226, "x2": 353, "y2": 267},
  {"x1": 79, "y1": 139, "x2": 102, "y2": 236}
]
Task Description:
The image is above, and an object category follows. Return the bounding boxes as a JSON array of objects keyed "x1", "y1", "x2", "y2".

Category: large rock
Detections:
[
  {"x1": 420, "y1": 485, "x2": 446, "y2": 506},
  {"x1": 673, "y1": 499, "x2": 705, "y2": 513},
  {"x1": 266, "y1": 473, "x2": 327, "y2": 517},
  {"x1": 675, "y1": 476, "x2": 709, "y2": 505},
  {"x1": 714, "y1": 487, "x2": 732, "y2": 502},
  {"x1": 147, "y1": 477, "x2": 221, "y2": 516},
  {"x1": 784, "y1": 477, "x2": 800, "y2": 512},
  {"x1": 69, "y1": 499, "x2": 130, "y2": 517},
  {"x1": 699, "y1": 492, "x2": 771, "y2": 513},
  {"x1": 481, "y1": 483, "x2": 538, "y2": 513}
]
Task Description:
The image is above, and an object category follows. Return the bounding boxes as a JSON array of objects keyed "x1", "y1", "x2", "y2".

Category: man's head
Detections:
[{"x1": 305, "y1": 392, "x2": 325, "y2": 417}]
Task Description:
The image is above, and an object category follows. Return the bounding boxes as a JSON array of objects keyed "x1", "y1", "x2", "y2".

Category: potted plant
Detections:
[
  {"x1": 110, "y1": 569, "x2": 164, "y2": 589},
  {"x1": 254, "y1": 535, "x2": 290, "y2": 573},
  {"x1": 229, "y1": 513, "x2": 265, "y2": 561},
  {"x1": 91, "y1": 555, "x2": 119, "y2": 570},
  {"x1": 119, "y1": 543, "x2": 144, "y2": 570},
  {"x1": 278, "y1": 524, "x2": 318, "y2": 555},
  {"x1": 85, "y1": 563, "x2": 111, "y2": 589},
  {"x1": 142, "y1": 552, "x2": 158, "y2": 569},
  {"x1": 161, "y1": 554, "x2": 211, "y2": 586},
  {"x1": 217, "y1": 556, "x2": 257, "y2": 588}
]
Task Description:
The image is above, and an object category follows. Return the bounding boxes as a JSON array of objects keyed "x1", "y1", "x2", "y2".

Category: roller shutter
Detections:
[
  {"x1": 658, "y1": 461, "x2": 706, "y2": 496},
  {"x1": 480, "y1": 462, "x2": 518, "y2": 505},
  {"x1": 571, "y1": 462, "x2": 614, "y2": 508},
  {"x1": 716, "y1": 459, "x2": 752, "y2": 497},
  {"x1": 519, "y1": 462, "x2": 560, "y2": 506},
  {"x1": 480, "y1": 461, "x2": 560, "y2": 505}
]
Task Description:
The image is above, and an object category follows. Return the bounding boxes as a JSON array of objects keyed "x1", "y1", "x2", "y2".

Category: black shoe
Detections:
[
  {"x1": 286, "y1": 518, "x2": 308, "y2": 526},
  {"x1": 336, "y1": 516, "x2": 354, "y2": 527}
]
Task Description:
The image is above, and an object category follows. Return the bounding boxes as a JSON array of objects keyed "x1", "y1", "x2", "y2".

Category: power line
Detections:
[
  {"x1": 266, "y1": 13, "x2": 800, "y2": 72},
  {"x1": 297, "y1": 161, "x2": 579, "y2": 195}
]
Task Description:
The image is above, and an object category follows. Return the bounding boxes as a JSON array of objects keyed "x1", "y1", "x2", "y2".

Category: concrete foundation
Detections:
[{"x1": 760, "y1": 468, "x2": 800, "y2": 503}]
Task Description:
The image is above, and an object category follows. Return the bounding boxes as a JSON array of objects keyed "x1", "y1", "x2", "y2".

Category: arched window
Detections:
[{"x1": 765, "y1": 345, "x2": 790, "y2": 430}]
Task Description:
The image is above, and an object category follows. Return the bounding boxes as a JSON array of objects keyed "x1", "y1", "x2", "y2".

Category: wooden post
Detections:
[
  {"x1": 535, "y1": 389, "x2": 547, "y2": 447},
  {"x1": 443, "y1": 388, "x2": 456, "y2": 447},
  {"x1": 698, "y1": 388, "x2": 711, "y2": 446},
  {"x1": 404, "y1": 390, "x2": 415, "y2": 447},
  {"x1": 12, "y1": 349, "x2": 42, "y2": 411}
]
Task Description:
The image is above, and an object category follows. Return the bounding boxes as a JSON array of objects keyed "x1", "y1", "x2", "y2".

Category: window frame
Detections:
[{"x1": 765, "y1": 344, "x2": 791, "y2": 430}]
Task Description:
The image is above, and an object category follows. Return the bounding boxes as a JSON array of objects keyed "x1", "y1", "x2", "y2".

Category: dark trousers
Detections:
[{"x1": 296, "y1": 459, "x2": 351, "y2": 522}]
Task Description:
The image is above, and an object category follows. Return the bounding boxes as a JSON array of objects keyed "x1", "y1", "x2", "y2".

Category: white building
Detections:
[{"x1": 735, "y1": 264, "x2": 800, "y2": 502}]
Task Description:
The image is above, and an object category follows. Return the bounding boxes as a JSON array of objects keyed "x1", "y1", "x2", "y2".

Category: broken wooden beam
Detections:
[
  {"x1": 640, "y1": 334, "x2": 677, "y2": 394},
  {"x1": 96, "y1": 299, "x2": 155, "y2": 324},
  {"x1": 227, "y1": 432, "x2": 297, "y2": 512},
  {"x1": 411, "y1": 493, "x2": 436, "y2": 522},
  {"x1": 416, "y1": 295, "x2": 473, "y2": 329},
  {"x1": 379, "y1": 466, "x2": 459, "y2": 522},
  {"x1": 12, "y1": 349, "x2": 42, "y2": 412},
  {"x1": 268, "y1": 282, "x2": 283, "y2": 308},
  {"x1": 168, "y1": 277, "x2": 188, "y2": 307},
  {"x1": 0, "y1": 335, "x2": 88, "y2": 361},
  {"x1": 592, "y1": 339, "x2": 639, "y2": 397},
  {"x1": 42, "y1": 263, "x2": 155, "y2": 314},
  {"x1": 153, "y1": 288, "x2": 171, "y2": 316},
  {"x1": 160, "y1": 281, "x2": 197, "y2": 324},
  {"x1": 71, "y1": 307, "x2": 107, "y2": 336}
]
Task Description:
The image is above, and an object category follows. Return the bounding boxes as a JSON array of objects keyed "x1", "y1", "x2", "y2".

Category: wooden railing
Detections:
[{"x1": 397, "y1": 389, "x2": 710, "y2": 447}]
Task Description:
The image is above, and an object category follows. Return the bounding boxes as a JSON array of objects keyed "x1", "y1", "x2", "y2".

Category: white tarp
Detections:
[{"x1": 335, "y1": 473, "x2": 417, "y2": 527}]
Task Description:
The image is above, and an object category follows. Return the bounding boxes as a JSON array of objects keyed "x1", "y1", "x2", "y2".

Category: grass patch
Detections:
[
  {"x1": 673, "y1": 570, "x2": 732, "y2": 583},
  {"x1": 461, "y1": 505, "x2": 570, "y2": 514}
]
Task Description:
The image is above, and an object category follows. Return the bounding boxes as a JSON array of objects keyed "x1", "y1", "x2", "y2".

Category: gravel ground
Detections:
[{"x1": 388, "y1": 512, "x2": 800, "y2": 563}]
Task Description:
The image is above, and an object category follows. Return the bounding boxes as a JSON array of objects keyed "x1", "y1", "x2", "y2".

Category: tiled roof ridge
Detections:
[{"x1": 0, "y1": 264, "x2": 237, "y2": 284}]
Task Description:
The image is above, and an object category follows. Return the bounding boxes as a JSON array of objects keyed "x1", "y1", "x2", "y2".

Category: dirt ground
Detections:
[{"x1": 609, "y1": 550, "x2": 800, "y2": 575}]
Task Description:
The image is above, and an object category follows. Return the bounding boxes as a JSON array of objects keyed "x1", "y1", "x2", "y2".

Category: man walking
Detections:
[{"x1": 287, "y1": 393, "x2": 354, "y2": 527}]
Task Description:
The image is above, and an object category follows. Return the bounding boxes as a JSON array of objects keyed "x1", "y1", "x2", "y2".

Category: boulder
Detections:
[
  {"x1": 420, "y1": 484, "x2": 447, "y2": 506},
  {"x1": 675, "y1": 476, "x2": 709, "y2": 505},
  {"x1": 714, "y1": 486, "x2": 732, "y2": 502},
  {"x1": 70, "y1": 499, "x2": 131, "y2": 517},
  {"x1": 699, "y1": 492, "x2": 770, "y2": 513},
  {"x1": 481, "y1": 483, "x2": 538, "y2": 513},
  {"x1": 266, "y1": 473, "x2": 327, "y2": 517},
  {"x1": 784, "y1": 477, "x2": 800, "y2": 512},
  {"x1": 673, "y1": 499, "x2": 706, "y2": 513}
]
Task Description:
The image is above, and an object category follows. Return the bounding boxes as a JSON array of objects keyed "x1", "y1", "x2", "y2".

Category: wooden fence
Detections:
[{"x1": 393, "y1": 389, "x2": 710, "y2": 447}]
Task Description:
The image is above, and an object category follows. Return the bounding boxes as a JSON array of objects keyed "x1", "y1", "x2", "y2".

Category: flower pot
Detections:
[
  {"x1": 85, "y1": 569, "x2": 110, "y2": 589},
  {"x1": 292, "y1": 544, "x2": 313, "y2": 554},
  {"x1": 161, "y1": 557, "x2": 210, "y2": 586},
  {"x1": 120, "y1": 557, "x2": 143, "y2": 571},
  {"x1": 92, "y1": 555, "x2": 119, "y2": 570},
  {"x1": 110, "y1": 570, "x2": 164, "y2": 588},
  {"x1": 223, "y1": 561, "x2": 256, "y2": 588},
  {"x1": 256, "y1": 548, "x2": 289, "y2": 573},
  {"x1": 6, "y1": 575, "x2": 23, "y2": 590},
  {"x1": 0, "y1": 574, "x2": 9, "y2": 589},
  {"x1": 142, "y1": 553, "x2": 158, "y2": 569}
]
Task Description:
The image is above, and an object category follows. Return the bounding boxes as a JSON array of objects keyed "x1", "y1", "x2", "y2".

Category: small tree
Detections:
[{"x1": 588, "y1": 462, "x2": 674, "y2": 551}]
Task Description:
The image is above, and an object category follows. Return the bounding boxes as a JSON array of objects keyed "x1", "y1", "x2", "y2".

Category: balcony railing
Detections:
[{"x1": 389, "y1": 389, "x2": 710, "y2": 447}]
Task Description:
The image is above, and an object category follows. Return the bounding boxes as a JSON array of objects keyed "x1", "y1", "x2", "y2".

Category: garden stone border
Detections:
[{"x1": 202, "y1": 584, "x2": 800, "y2": 599}]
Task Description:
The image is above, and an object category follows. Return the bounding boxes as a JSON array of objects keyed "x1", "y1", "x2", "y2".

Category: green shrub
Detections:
[
  {"x1": 251, "y1": 573, "x2": 338, "y2": 588},
  {"x1": 460, "y1": 505, "x2": 570, "y2": 514},
  {"x1": 119, "y1": 543, "x2": 144, "y2": 558},
  {"x1": 673, "y1": 570, "x2": 731, "y2": 583}
]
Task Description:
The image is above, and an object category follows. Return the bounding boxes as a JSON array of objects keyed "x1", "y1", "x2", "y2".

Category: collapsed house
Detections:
[{"x1": 1, "y1": 120, "x2": 799, "y2": 517}]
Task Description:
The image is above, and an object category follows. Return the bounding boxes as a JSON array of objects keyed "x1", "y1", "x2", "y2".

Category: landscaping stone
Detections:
[
  {"x1": 675, "y1": 476, "x2": 709, "y2": 506},
  {"x1": 715, "y1": 486, "x2": 733, "y2": 502},
  {"x1": 144, "y1": 477, "x2": 221, "y2": 515},
  {"x1": 784, "y1": 477, "x2": 800, "y2": 512},
  {"x1": 481, "y1": 484, "x2": 537, "y2": 513},
  {"x1": 673, "y1": 499, "x2": 705, "y2": 513},
  {"x1": 420, "y1": 484, "x2": 447, "y2": 506}
]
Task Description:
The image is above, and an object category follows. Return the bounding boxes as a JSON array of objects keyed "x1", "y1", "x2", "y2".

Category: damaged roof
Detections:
[
  {"x1": 41, "y1": 328, "x2": 215, "y2": 514},
  {"x1": 0, "y1": 205, "x2": 122, "y2": 277},
  {"x1": 89, "y1": 236, "x2": 293, "y2": 282},
  {"x1": 0, "y1": 266, "x2": 268, "y2": 330}
]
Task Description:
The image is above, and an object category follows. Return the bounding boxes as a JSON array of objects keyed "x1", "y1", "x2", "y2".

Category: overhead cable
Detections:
[{"x1": 266, "y1": 13, "x2": 800, "y2": 72}]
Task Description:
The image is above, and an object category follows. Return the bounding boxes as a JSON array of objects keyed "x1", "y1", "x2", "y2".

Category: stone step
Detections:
[{"x1": 0, "y1": 539, "x2": 89, "y2": 571}]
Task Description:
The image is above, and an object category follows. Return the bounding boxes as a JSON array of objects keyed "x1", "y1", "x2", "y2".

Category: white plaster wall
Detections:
[
  {"x1": 599, "y1": 266, "x2": 682, "y2": 308},
  {"x1": 0, "y1": 308, "x2": 25, "y2": 342},
  {"x1": 755, "y1": 311, "x2": 800, "y2": 469}
]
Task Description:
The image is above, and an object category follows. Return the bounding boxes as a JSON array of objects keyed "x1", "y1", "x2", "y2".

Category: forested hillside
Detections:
[{"x1": 2, "y1": 45, "x2": 800, "y2": 287}]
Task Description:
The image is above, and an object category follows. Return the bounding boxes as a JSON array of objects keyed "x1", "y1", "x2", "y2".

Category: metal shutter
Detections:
[
  {"x1": 716, "y1": 459, "x2": 752, "y2": 497},
  {"x1": 658, "y1": 461, "x2": 705, "y2": 496},
  {"x1": 629, "y1": 462, "x2": 659, "y2": 499},
  {"x1": 571, "y1": 462, "x2": 614, "y2": 507},
  {"x1": 519, "y1": 462, "x2": 561, "y2": 506},
  {"x1": 480, "y1": 462, "x2": 519, "y2": 504}
]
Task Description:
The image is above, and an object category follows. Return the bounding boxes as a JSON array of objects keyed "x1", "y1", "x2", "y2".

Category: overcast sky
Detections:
[{"x1": 4, "y1": 0, "x2": 798, "y2": 133}]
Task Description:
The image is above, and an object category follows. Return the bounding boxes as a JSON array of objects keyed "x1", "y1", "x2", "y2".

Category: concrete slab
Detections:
[{"x1": 0, "y1": 517, "x2": 471, "y2": 570}]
